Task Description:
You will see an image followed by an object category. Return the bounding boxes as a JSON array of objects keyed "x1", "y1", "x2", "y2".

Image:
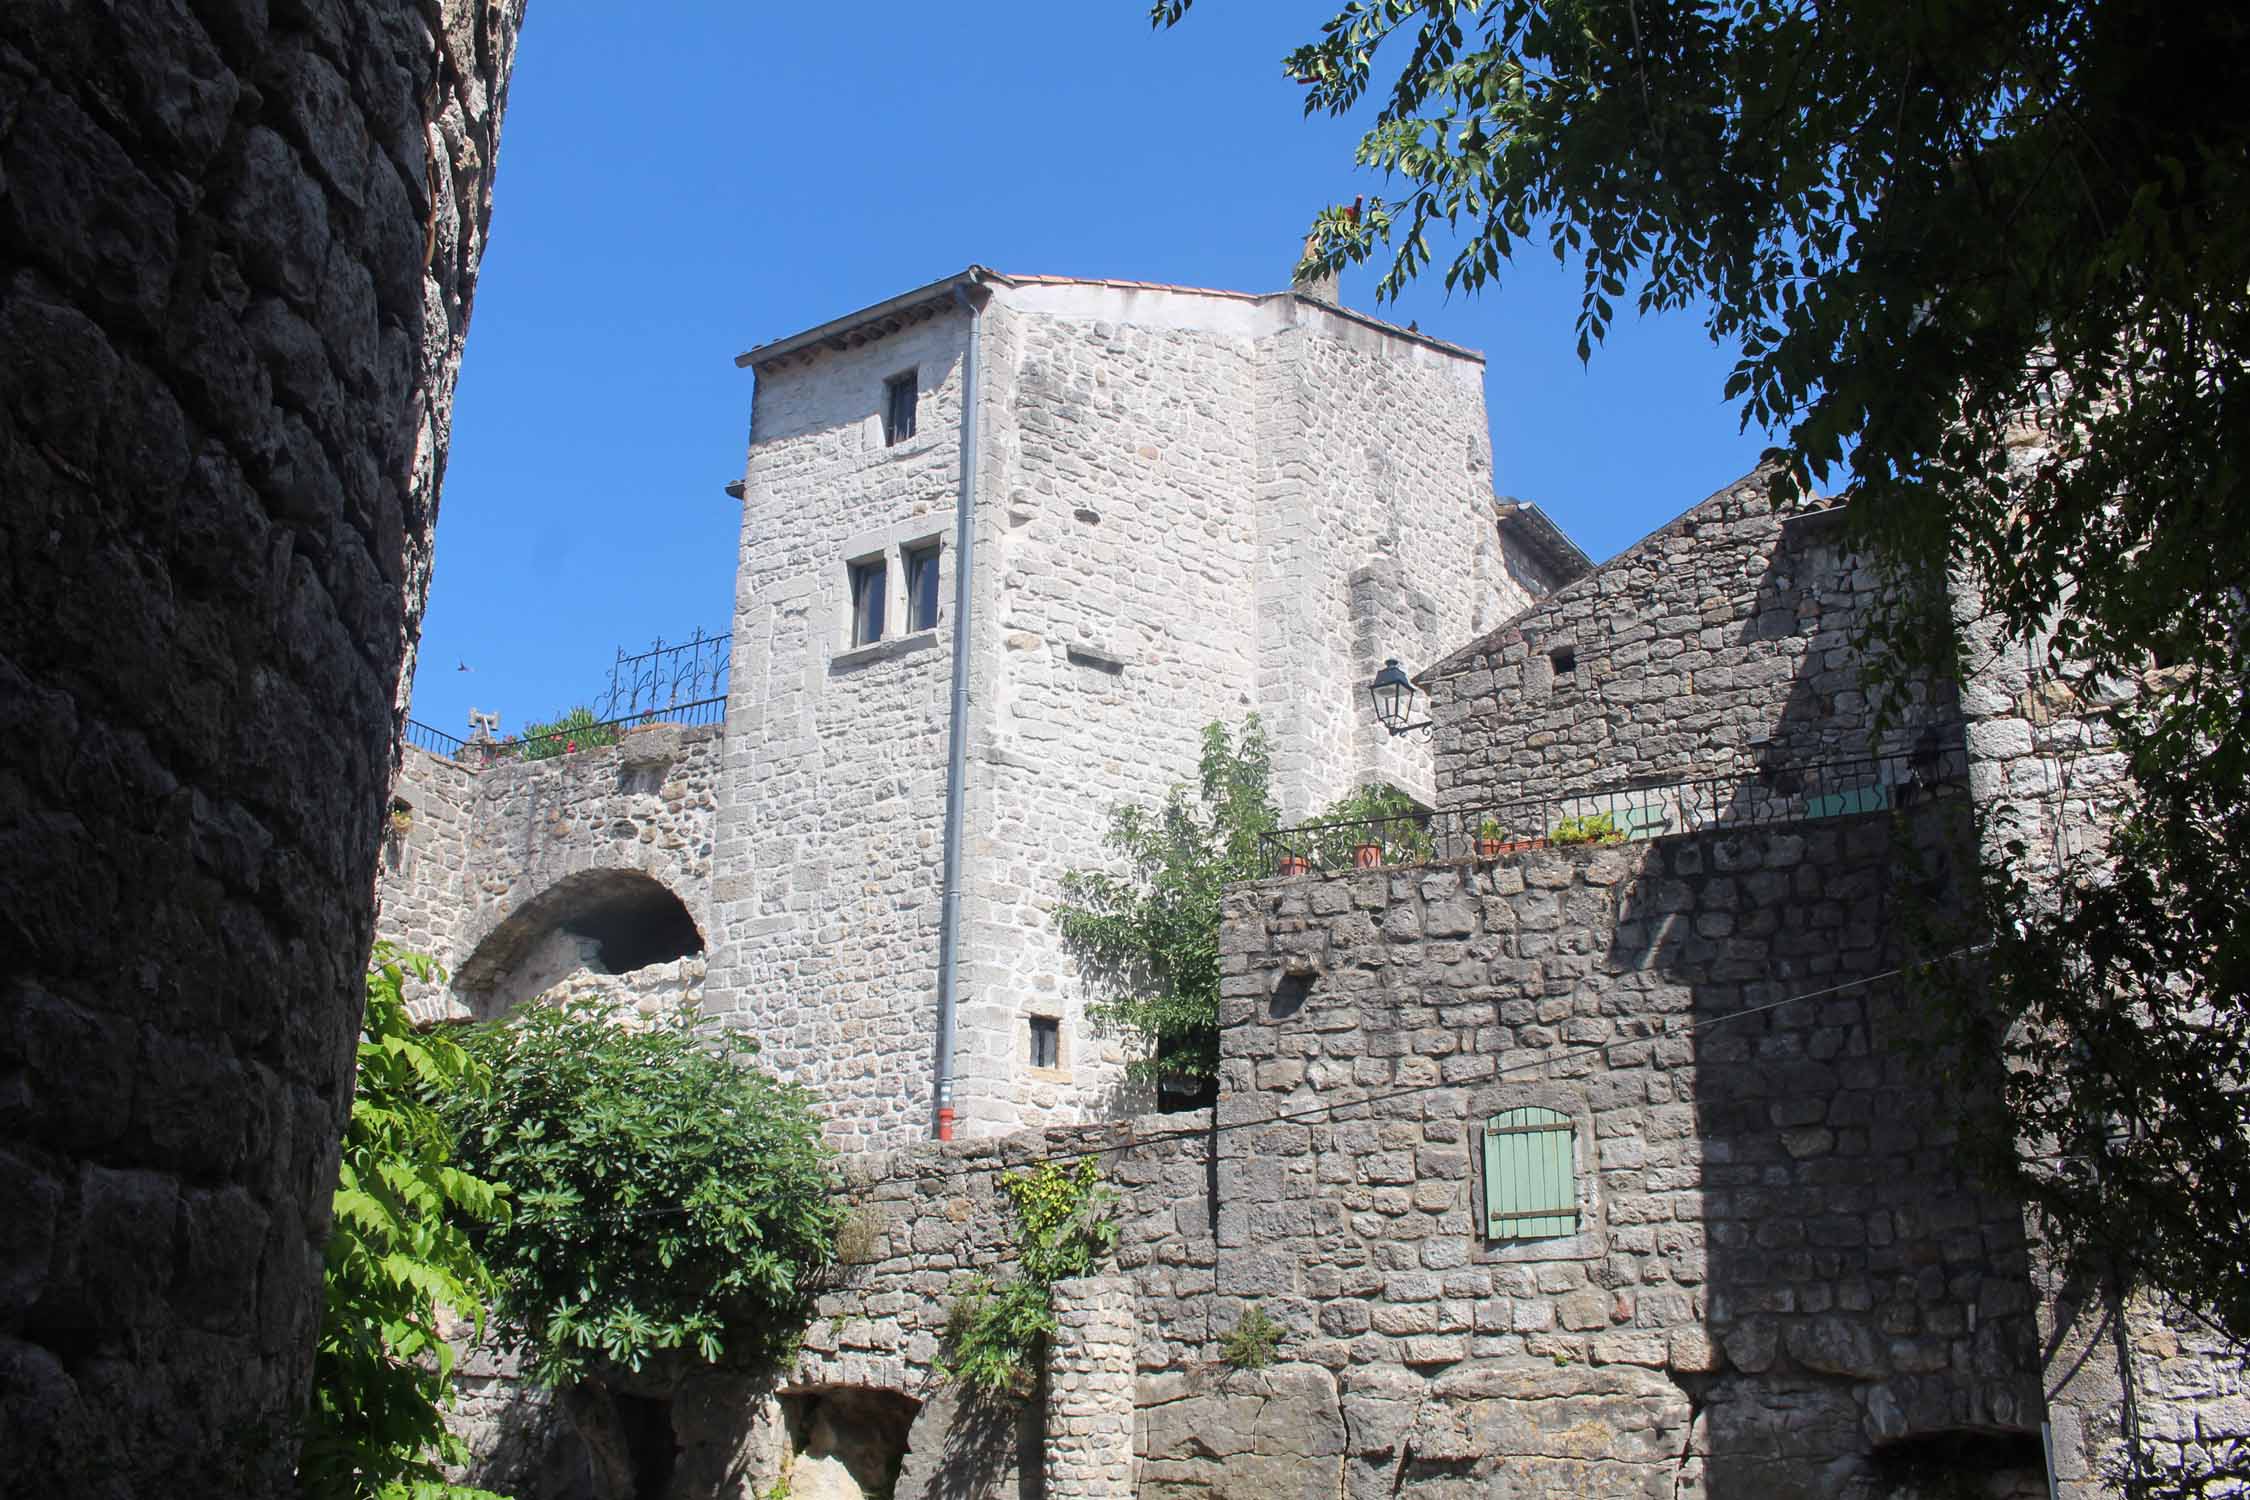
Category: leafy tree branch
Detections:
[
  {"x1": 1157, "y1": 0, "x2": 2250, "y2": 1434},
  {"x1": 302, "y1": 945, "x2": 509, "y2": 1500},
  {"x1": 1057, "y1": 718, "x2": 1278, "y2": 1084}
]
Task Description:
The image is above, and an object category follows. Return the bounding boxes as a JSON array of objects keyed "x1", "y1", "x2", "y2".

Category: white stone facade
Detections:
[{"x1": 701, "y1": 270, "x2": 1551, "y2": 1150}]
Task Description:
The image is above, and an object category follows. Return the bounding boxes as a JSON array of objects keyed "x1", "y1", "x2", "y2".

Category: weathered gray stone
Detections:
[{"x1": 0, "y1": 0, "x2": 520, "y2": 1491}]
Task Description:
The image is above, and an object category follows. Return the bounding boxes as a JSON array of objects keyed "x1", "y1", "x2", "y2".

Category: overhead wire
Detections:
[{"x1": 525, "y1": 944, "x2": 1991, "y2": 1225}]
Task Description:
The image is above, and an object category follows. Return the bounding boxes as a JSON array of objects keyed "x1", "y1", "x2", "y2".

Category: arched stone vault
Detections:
[
  {"x1": 453, "y1": 866, "x2": 705, "y2": 1017},
  {"x1": 379, "y1": 725, "x2": 724, "y2": 1020}
]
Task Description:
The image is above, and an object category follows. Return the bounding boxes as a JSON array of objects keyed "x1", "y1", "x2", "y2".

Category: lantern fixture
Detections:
[{"x1": 1369, "y1": 658, "x2": 1432, "y2": 737}]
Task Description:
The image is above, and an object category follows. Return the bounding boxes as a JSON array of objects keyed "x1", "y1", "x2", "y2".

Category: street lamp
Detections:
[{"x1": 1369, "y1": 658, "x2": 1432, "y2": 736}]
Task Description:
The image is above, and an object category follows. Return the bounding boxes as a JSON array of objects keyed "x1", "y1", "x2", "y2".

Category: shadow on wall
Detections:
[
  {"x1": 1594, "y1": 808, "x2": 2047, "y2": 1497},
  {"x1": 1606, "y1": 527, "x2": 2037, "y2": 1496},
  {"x1": 452, "y1": 867, "x2": 704, "y2": 1018}
]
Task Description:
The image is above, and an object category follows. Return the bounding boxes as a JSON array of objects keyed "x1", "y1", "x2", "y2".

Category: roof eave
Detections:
[
  {"x1": 1494, "y1": 499, "x2": 1594, "y2": 588},
  {"x1": 735, "y1": 266, "x2": 1005, "y2": 369}
]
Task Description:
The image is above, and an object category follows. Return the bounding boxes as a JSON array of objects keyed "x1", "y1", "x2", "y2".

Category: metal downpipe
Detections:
[{"x1": 933, "y1": 278, "x2": 983, "y2": 1139}]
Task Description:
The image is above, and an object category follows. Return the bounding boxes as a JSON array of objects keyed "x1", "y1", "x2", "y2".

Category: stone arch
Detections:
[{"x1": 450, "y1": 867, "x2": 706, "y2": 1020}]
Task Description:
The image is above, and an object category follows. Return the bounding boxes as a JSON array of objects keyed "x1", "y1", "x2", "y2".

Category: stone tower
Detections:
[
  {"x1": 700, "y1": 268, "x2": 1582, "y2": 1150},
  {"x1": 0, "y1": 0, "x2": 522, "y2": 1492}
]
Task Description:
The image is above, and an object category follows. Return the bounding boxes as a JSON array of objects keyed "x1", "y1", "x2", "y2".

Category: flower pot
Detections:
[
  {"x1": 1353, "y1": 842, "x2": 1383, "y2": 869},
  {"x1": 1475, "y1": 838, "x2": 1502, "y2": 859},
  {"x1": 1277, "y1": 855, "x2": 1311, "y2": 877}
]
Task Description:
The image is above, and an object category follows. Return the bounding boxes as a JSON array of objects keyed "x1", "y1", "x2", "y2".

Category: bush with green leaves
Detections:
[
  {"x1": 302, "y1": 944, "x2": 509, "y2": 1500},
  {"x1": 1219, "y1": 1304, "x2": 1285, "y2": 1371},
  {"x1": 1305, "y1": 783, "x2": 1437, "y2": 868},
  {"x1": 1058, "y1": 718, "x2": 1277, "y2": 1083},
  {"x1": 445, "y1": 999, "x2": 844, "y2": 1387},
  {"x1": 1551, "y1": 812, "x2": 1624, "y2": 847},
  {"x1": 937, "y1": 1159, "x2": 1118, "y2": 1402},
  {"x1": 512, "y1": 705, "x2": 620, "y2": 761}
]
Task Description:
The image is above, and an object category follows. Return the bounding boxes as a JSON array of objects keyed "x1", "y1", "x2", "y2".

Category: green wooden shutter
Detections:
[{"x1": 1482, "y1": 1106, "x2": 1579, "y2": 1241}]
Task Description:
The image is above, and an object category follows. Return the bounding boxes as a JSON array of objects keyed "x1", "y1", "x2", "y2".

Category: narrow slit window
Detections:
[
  {"x1": 849, "y1": 558, "x2": 886, "y2": 647},
  {"x1": 905, "y1": 542, "x2": 941, "y2": 633},
  {"x1": 883, "y1": 371, "x2": 918, "y2": 446},
  {"x1": 1029, "y1": 1016, "x2": 1060, "y2": 1070},
  {"x1": 1482, "y1": 1106, "x2": 1579, "y2": 1242}
]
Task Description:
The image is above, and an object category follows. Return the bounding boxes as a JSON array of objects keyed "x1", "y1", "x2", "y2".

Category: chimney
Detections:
[{"x1": 1292, "y1": 232, "x2": 1341, "y2": 305}]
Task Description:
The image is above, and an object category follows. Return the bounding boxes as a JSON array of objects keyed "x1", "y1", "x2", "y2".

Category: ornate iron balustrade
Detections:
[
  {"x1": 492, "y1": 695, "x2": 726, "y2": 765},
  {"x1": 404, "y1": 719, "x2": 468, "y2": 758},
  {"x1": 399, "y1": 630, "x2": 734, "y2": 769},
  {"x1": 595, "y1": 628, "x2": 731, "y2": 723},
  {"x1": 1259, "y1": 736, "x2": 1970, "y2": 877}
]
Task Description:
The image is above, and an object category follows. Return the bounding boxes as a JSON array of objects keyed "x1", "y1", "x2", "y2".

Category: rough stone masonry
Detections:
[{"x1": 0, "y1": 1, "x2": 522, "y2": 1492}]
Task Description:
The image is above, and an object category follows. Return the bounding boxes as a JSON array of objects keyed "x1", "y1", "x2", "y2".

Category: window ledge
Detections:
[
  {"x1": 830, "y1": 629, "x2": 941, "y2": 673},
  {"x1": 879, "y1": 433, "x2": 942, "y2": 461}
]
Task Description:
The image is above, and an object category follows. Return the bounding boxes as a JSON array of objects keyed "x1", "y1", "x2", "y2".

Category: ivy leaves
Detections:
[{"x1": 937, "y1": 1160, "x2": 1119, "y2": 1401}]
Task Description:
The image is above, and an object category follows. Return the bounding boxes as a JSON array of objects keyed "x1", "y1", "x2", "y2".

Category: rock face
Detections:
[{"x1": 0, "y1": 0, "x2": 521, "y2": 1492}]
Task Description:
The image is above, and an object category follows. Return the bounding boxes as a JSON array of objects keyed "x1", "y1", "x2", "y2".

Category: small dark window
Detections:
[
  {"x1": 883, "y1": 372, "x2": 917, "y2": 446},
  {"x1": 849, "y1": 558, "x2": 886, "y2": 647},
  {"x1": 1028, "y1": 1016, "x2": 1060, "y2": 1070},
  {"x1": 1550, "y1": 645, "x2": 1577, "y2": 678},
  {"x1": 905, "y1": 543, "x2": 941, "y2": 633}
]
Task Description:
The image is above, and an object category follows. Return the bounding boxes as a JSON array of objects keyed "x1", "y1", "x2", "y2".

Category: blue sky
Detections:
[{"x1": 410, "y1": 3, "x2": 1774, "y2": 739}]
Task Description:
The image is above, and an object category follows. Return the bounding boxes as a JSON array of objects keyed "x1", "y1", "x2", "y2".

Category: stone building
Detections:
[
  {"x1": 1, "y1": 2, "x2": 521, "y2": 1494},
  {"x1": 393, "y1": 458, "x2": 2244, "y2": 1499},
  {"x1": 391, "y1": 266, "x2": 1590, "y2": 1150}
]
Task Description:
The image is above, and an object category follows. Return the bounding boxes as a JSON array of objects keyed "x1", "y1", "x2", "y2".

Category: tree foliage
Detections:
[
  {"x1": 1057, "y1": 717, "x2": 1278, "y2": 1082},
  {"x1": 936, "y1": 1160, "x2": 1119, "y2": 1401},
  {"x1": 1302, "y1": 782, "x2": 1437, "y2": 867},
  {"x1": 445, "y1": 1000, "x2": 844, "y2": 1388},
  {"x1": 303, "y1": 945, "x2": 509, "y2": 1500},
  {"x1": 1159, "y1": 0, "x2": 2250, "y2": 1363}
]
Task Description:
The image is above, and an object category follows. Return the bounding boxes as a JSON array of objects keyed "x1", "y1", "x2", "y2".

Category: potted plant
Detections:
[
  {"x1": 1551, "y1": 812, "x2": 1626, "y2": 847},
  {"x1": 1475, "y1": 816, "x2": 1506, "y2": 859},
  {"x1": 1277, "y1": 852, "x2": 1311, "y2": 877},
  {"x1": 1352, "y1": 839, "x2": 1384, "y2": 869}
]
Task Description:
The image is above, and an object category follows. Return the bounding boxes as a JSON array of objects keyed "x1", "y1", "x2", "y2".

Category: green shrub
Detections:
[
  {"x1": 1058, "y1": 718, "x2": 1277, "y2": 1083},
  {"x1": 1551, "y1": 812, "x2": 1624, "y2": 846},
  {"x1": 302, "y1": 944, "x2": 510, "y2": 1500},
  {"x1": 1219, "y1": 1304, "x2": 1285, "y2": 1371},
  {"x1": 446, "y1": 999, "x2": 843, "y2": 1386},
  {"x1": 937, "y1": 1160, "x2": 1117, "y2": 1401},
  {"x1": 1305, "y1": 783, "x2": 1437, "y2": 868},
  {"x1": 513, "y1": 706, "x2": 620, "y2": 761}
]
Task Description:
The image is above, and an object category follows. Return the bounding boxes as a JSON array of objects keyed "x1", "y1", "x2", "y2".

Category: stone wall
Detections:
[
  {"x1": 1426, "y1": 470, "x2": 1955, "y2": 822},
  {"x1": 1044, "y1": 1276, "x2": 1138, "y2": 1499},
  {"x1": 0, "y1": 0, "x2": 519, "y2": 1492},
  {"x1": 707, "y1": 296, "x2": 972, "y2": 1152},
  {"x1": 1209, "y1": 818, "x2": 2047, "y2": 1498},
  {"x1": 1945, "y1": 429, "x2": 2245, "y2": 1496},
  {"x1": 374, "y1": 726, "x2": 721, "y2": 1021}
]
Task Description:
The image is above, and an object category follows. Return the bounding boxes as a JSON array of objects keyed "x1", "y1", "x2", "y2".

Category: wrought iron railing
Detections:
[
  {"x1": 493, "y1": 696, "x2": 726, "y2": 764},
  {"x1": 1259, "y1": 738, "x2": 1970, "y2": 877},
  {"x1": 405, "y1": 719, "x2": 469, "y2": 758},
  {"x1": 398, "y1": 629, "x2": 733, "y2": 770},
  {"x1": 595, "y1": 628, "x2": 731, "y2": 724}
]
